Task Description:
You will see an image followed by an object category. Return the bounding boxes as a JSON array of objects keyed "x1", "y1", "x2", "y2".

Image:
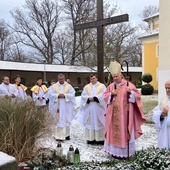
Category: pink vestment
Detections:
[{"x1": 103, "y1": 79, "x2": 146, "y2": 157}]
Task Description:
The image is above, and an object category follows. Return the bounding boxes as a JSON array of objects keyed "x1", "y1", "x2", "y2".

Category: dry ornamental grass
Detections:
[{"x1": 0, "y1": 97, "x2": 53, "y2": 162}]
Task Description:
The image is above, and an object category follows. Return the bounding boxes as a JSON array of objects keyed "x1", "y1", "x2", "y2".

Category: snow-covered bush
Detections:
[{"x1": 58, "y1": 147, "x2": 170, "y2": 170}]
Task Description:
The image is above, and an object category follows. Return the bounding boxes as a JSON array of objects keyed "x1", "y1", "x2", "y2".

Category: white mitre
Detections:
[{"x1": 109, "y1": 61, "x2": 121, "y2": 75}]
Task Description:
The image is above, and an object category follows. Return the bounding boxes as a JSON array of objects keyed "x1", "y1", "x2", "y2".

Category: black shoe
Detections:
[
  {"x1": 53, "y1": 137, "x2": 63, "y2": 142},
  {"x1": 87, "y1": 140, "x2": 96, "y2": 144},
  {"x1": 65, "y1": 136, "x2": 70, "y2": 140},
  {"x1": 96, "y1": 140, "x2": 104, "y2": 145},
  {"x1": 112, "y1": 155, "x2": 127, "y2": 160}
]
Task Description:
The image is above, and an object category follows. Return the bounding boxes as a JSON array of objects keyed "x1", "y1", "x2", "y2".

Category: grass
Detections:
[
  {"x1": 141, "y1": 93, "x2": 158, "y2": 114},
  {"x1": 141, "y1": 94, "x2": 158, "y2": 123},
  {"x1": 142, "y1": 99, "x2": 158, "y2": 114},
  {"x1": 0, "y1": 97, "x2": 53, "y2": 162}
]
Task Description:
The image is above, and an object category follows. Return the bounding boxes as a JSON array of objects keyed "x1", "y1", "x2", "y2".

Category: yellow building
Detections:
[{"x1": 139, "y1": 13, "x2": 159, "y2": 91}]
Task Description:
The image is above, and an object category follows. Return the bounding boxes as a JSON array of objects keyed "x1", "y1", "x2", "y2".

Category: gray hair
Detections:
[{"x1": 58, "y1": 74, "x2": 65, "y2": 78}]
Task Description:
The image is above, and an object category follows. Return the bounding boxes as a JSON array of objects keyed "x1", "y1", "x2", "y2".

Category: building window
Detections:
[{"x1": 149, "y1": 20, "x2": 154, "y2": 31}]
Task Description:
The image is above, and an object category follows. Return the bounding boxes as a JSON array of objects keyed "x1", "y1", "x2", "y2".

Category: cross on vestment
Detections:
[{"x1": 75, "y1": 0, "x2": 129, "y2": 83}]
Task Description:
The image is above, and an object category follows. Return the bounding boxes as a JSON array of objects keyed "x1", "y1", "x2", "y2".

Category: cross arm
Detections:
[{"x1": 75, "y1": 14, "x2": 129, "y2": 31}]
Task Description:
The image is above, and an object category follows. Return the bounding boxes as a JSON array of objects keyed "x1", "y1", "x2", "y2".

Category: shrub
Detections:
[
  {"x1": 74, "y1": 87, "x2": 80, "y2": 92},
  {"x1": 141, "y1": 73, "x2": 154, "y2": 95},
  {"x1": 26, "y1": 148, "x2": 69, "y2": 169},
  {"x1": 74, "y1": 87, "x2": 82, "y2": 96},
  {"x1": 141, "y1": 84, "x2": 154, "y2": 95},
  {"x1": 55, "y1": 147, "x2": 170, "y2": 169},
  {"x1": 136, "y1": 82, "x2": 142, "y2": 88},
  {"x1": 142, "y1": 73, "x2": 153, "y2": 83},
  {"x1": 75, "y1": 90, "x2": 82, "y2": 96},
  {"x1": 0, "y1": 97, "x2": 53, "y2": 162},
  {"x1": 130, "y1": 147, "x2": 170, "y2": 169}
]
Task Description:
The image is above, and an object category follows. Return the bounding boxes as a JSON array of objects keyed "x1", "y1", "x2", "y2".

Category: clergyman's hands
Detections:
[
  {"x1": 58, "y1": 94, "x2": 65, "y2": 98},
  {"x1": 162, "y1": 106, "x2": 169, "y2": 116},
  {"x1": 93, "y1": 97, "x2": 99, "y2": 103},
  {"x1": 89, "y1": 97, "x2": 94, "y2": 101},
  {"x1": 86, "y1": 97, "x2": 94, "y2": 104},
  {"x1": 127, "y1": 87, "x2": 131, "y2": 93},
  {"x1": 111, "y1": 90, "x2": 117, "y2": 96}
]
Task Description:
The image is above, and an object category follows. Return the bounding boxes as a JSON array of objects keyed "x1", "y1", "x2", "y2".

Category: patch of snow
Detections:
[
  {"x1": 36, "y1": 95, "x2": 158, "y2": 162},
  {"x1": 0, "y1": 152, "x2": 16, "y2": 165}
]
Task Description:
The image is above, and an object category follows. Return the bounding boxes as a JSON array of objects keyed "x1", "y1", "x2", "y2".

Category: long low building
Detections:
[{"x1": 0, "y1": 60, "x2": 142, "y2": 89}]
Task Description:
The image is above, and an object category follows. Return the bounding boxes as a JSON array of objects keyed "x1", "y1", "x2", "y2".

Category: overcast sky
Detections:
[
  {"x1": 106, "y1": 0, "x2": 159, "y2": 24},
  {"x1": 0, "y1": 0, "x2": 159, "y2": 24}
]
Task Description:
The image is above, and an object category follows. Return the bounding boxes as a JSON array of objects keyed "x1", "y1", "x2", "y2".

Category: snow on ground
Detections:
[
  {"x1": 37, "y1": 94, "x2": 158, "y2": 162},
  {"x1": 0, "y1": 151, "x2": 16, "y2": 165}
]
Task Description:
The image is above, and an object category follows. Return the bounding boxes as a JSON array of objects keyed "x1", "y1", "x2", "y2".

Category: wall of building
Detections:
[
  {"x1": 153, "y1": 17, "x2": 159, "y2": 29},
  {"x1": 0, "y1": 70, "x2": 141, "y2": 90},
  {"x1": 142, "y1": 37, "x2": 159, "y2": 90},
  {"x1": 0, "y1": 71, "x2": 90, "y2": 88}
]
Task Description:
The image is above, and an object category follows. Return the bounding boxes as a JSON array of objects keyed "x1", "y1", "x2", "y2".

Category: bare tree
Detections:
[
  {"x1": 0, "y1": 20, "x2": 11, "y2": 60},
  {"x1": 10, "y1": 0, "x2": 60, "y2": 64},
  {"x1": 56, "y1": 0, "x2": 142, "y2": 67},
  {"x1": 61, "y1": 0, "x2": 97, "y2": 65},
  {"x1": 79, "y1": 2, "x2": 118, "y2": 68},
  {"x1": 138, "y1": 5, "x2": 159, "y2": 32},
  {"x1": 6, "y1": 41, "x2": 35, "y2": 62},
  {"x1": 131, "y1": 41, "x2": 142, "y2": 67},
  {"x1": 53, "y1": 31, "x2": 73, "y2": 64},
  {"x1": 103, "y1": 22, "x2": 137, "y2": 67},
  {"x1": 0, "y1": 19, "x2": 31, "y2": 62},
  {"x1": 60, "y1": 0, "x2": 122, "y2": 67},
  {"x1": 140, "y1": 5, "x2": 159, "y2": 20},
  {"x1": 122, "y1": 36, "x2": 142, "y2": 67}
]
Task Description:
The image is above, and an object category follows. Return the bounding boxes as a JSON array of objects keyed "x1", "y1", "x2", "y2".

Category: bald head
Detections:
[
  {"x1": 165, "y1": 80, "x2": 170, "y2": 96},
  {"x1": 165, "y1": 80, "x2": 170, "y2": 85}
]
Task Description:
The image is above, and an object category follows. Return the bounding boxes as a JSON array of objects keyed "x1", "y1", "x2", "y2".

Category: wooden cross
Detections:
[{"x1": 75, "y1": 0, "x2": 129, "y2": 83}]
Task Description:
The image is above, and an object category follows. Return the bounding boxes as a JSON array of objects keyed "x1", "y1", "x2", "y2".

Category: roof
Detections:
[
  {"x1": 138, "y1": 28, "x2": 159, "y2": 39},
  {"x1": 143, "y1": 12, "x2": 159, "y2": 22},
  {"x1": 0, "y1": 60, "x2": 142, "y2": 73},
  {"x1": 0, "y1": 60, "x2": 94, "y2": 73}
]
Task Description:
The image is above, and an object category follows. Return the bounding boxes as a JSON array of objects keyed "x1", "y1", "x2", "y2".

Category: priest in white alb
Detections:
[
  {"x1": 153, "y1": 79, "x2": 170, "y2": 148},
  {"x1": 48, "y1": 74, "x2": 76, "y2": 141},
  {"x1": 0, "y1": 76, "x2": 18, "y2": 98},
  {"x1": 75, "y1": 74, "x2": 107, "y2": 144},
  {"x1": 13, "y1": 75, "x2": 27, "y2": 100},
  {"x1": 31, "y1": 78, "x2": 48, "y2": 107}
]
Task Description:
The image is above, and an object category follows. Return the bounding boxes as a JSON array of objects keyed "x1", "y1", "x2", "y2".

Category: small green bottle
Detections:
[{"x1": 74, "y1": 148, "x2": 80, "y2": 165}]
